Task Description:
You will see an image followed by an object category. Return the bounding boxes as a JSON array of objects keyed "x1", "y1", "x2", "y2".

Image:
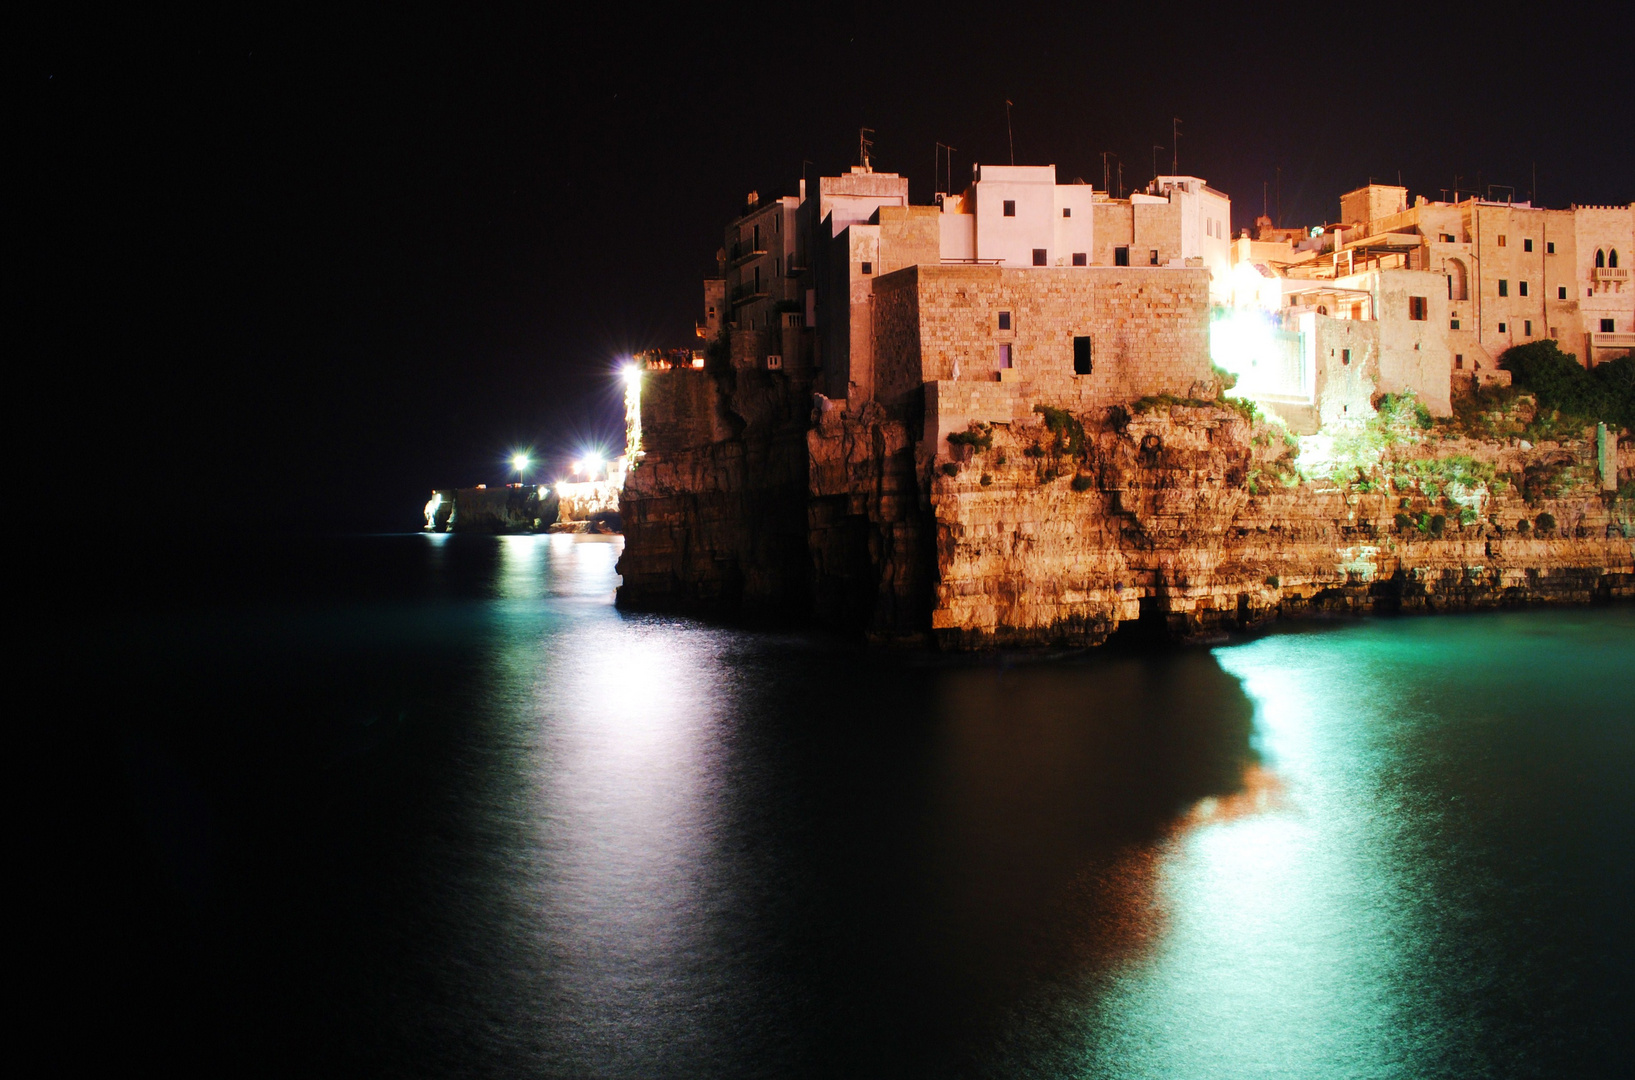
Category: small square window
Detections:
[
  {"x1": 1072, "y1": 252, "x2": 1087, "y2": 266},
  {"x1": 998, "y1": 311, "x2": 1011, "y2": 331},
  {"x1": 1603, "y1": 319, "x2": 1617, "y2": 333},
  {"x1": 1519, "y1": 281, "x2": 1529, "y2": 297},
  {"x1": 1440, "y1": 233, "x2": 1455, "y2": 242},
  {"x1": 1062, "y1": 207, "x2": 1071, "y2": 218},
  {"x1": 1003, "y1": 200, "x2": 1016, "y2": 217},
  {"x1": 1499, "y1": 322, "x2": 1508, "y2": 333},
  {"x1": 1525, "y1": 320, "x2": 1533, "y2": 335},
  {"x1": 997, "y1": 343, "x2": 1012, "y2": 368},
  {"x1": 1409, "y1": 296, "x2": 1428, "y2": 320},
  {"x1": 1149, "y1": 249, "x2": 1159, "y2": 265},
  {"x1": 1033, "y1": 248, "x2": 1048, "y2": 266},
  {"x1": 1073, "y1": 336, "x2": 1092, "y2": 375},
  {"x1": 1114, "y1": 246, "x2": 1130, "y2": 266},
  {"x1": 1497, "y1": 235, "x2": 1507, "y2": 247},
  {"x1": 860, "y1": 261, "x2": 872, "y2": 275},
  {"x1": 1524, "y1": 238, "x2": 1533, "y2": 252},
  {"x1": 1547, "y1": 241, "x2": 1555, "y2": 254},
  {"x1": 1498, "y1": 279, "x2": 1509, "y2": 297},
  {"x1": 1451, "y1": 318, "x2": 1461, "y2": 330},
  {"x1": 1559, "y1": 286, "x2": 1567, "y2": 300},
  {"x1": 1455, "y1": 355, "x2": 1464, "y2": 369},
  {"x1": 1342, "y1": 349, "x2": 1351, "y2": 365}
]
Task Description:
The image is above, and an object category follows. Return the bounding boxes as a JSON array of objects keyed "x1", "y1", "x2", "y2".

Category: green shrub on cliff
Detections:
[
  {"x1": 947, "y1": 423, "x2": 993, "y2": 452},
  {"x1": 1034, "y1": 405, "x2": 1087, "y2": 458},
  {"x1": 1535, "y1": 512, "x2": 1556, "y2": 534},
  {"x1": 1501, "y1": 342, "x2": 1635, "y2": 432}
]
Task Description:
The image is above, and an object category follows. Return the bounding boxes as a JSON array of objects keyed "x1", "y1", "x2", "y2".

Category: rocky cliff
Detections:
[
  {"x1": 927, "y1": 399, "x2": 1633, "y2": 648},
  {"x1": 619, "y1": 373, "x2": 1634, "y2": 645}
]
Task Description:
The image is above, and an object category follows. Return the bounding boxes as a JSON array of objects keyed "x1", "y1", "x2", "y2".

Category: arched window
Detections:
[
  {"x1": 1611, "y1": 249, "x2": 1620, "y2": 269},
  {"x1": 1447, "y1": 257, "x2": 1469, "y2": 301},
  {"x1": 1596, "y1": 249, "x2": 1606, "y2": 268}
]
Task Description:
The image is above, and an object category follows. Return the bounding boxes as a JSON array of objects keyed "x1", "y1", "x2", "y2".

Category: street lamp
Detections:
[{"x1": 512, "y1": 453, "x2": 530, "y2": 483}]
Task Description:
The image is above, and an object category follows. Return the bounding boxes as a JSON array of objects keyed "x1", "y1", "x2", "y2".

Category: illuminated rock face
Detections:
[
  {"x1": 918, "y1": 402, "x2": 1633, "y2": 648},
  {"x1": 618, "y1": 373, "x2": 1634, "y2": 645}
]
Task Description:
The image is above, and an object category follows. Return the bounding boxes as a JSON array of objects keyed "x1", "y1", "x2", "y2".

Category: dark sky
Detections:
[{"x1": 22, "y1": 4, "x2": 1633, "y2": 530}]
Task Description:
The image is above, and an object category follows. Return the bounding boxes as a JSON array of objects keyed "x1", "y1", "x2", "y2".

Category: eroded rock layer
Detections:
[{"x1": 618, "y1": 370, "x2": 1634, "y2": 645}]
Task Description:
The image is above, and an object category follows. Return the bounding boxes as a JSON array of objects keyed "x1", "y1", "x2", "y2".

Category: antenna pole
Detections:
[
  {"x1": 1005, "y1": 100, "x2": 1015, "y2": 165},
  {"x1": 1172, "y1": 117, "x2": 1181, "y2": 174},
  {"x1": 858, "y1": 127, "x2": 874, "y2": 170}
]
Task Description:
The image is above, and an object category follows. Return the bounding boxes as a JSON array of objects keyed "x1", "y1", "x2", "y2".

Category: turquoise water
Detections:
[{"x1": 98, "y1": 536, "x2": 1633, "y2": 1076}]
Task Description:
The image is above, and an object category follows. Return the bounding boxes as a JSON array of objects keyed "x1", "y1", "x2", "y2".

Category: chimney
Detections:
[{"x1": 746, "y1": 191, "x2": 758, "y2": 209}]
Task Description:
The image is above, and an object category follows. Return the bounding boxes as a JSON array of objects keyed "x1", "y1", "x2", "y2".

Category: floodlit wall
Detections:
[{"x1": 871, "y1": 264, "x2": 1213, "y2": 413}]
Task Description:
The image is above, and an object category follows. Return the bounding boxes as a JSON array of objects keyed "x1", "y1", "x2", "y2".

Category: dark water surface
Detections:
[{"x1": 88, "y1": 535, "x2": 1632, "y2": 1076}]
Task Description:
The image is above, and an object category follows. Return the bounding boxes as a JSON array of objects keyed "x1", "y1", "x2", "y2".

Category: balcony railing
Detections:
[{"x1": 1592, "y1": 267, "x2": 1628, "y2": 282}]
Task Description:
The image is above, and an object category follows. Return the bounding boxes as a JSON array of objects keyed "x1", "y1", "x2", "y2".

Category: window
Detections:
[
  {"x1": 1409, "y1": 296, "x2": 1428, "y2": 320},
  {"x1": 1603, "y1": 319, "x2": 1617, "y2": 333},
  {"x1": 1519, "y1": 280, "x2": 1529, "y2": 297},
  {"x1": 860, "y1": 261, "x2": 872, "y2": 275},
  {"x1": 1342, "y1": 349, "x2": 1351, "y2": 365},
  {"x1": 997, "y1": 311, "x2": 1011, "y2": 330},
  {"x1": 1072, "y1": 252, "x2": 1087, "y2": 266},
  {"x1": 1440, "y1": 233, "x2": 1455, "y2": 242},
  {"x1": 1525, "y1": 321, "x2": 1533, "y2": 336},
  {"x1": 1547, "y1": 241, "x2": 1555, "y2": 254},
  {"x1": 1451, "y1": 318, "x2": 1461, "y2": 330},
  {"x1": 1073, "y1": 336, "x2": 1093, "y2": 375},
  {"x1": 1498, "y1": 279, "x2": 1509, "y2": 297},
  {"x1": 1114, "y1": 246, "x2": 1130, "y2": 266},
  {"x1": 753, "y1": 225, "x2": 760, "y2": 248},
  {"x1": 1497, "y1": 235, "x2": 1507, "y2": 247},
  {"x1": 1596, "y1": 249, "x2": 1605, "y2": 268},
  {"x1": 1062, "y1": 207, "x2": 1071, "y2": 218},
  {"x1": 997, "y1": 343, "x2": 1012, "y2": 368},
  {"x1": 1149, "y1": 249, "x2": 1159, "y2": 265},
  {"x1": 1455, "y1": 355, "x2": 1464, "y2": 369},
  {"x1": 1003, "y1": 200, "x2": 1016, "y2": 217},
  {"x1": 1612, "y1": 250, "x2": 1621, "y2": 268},
  {"x1": 1033, "y1": 248, "x2": 1048, "y2": 266},
  {"x1": 1499, "y1": 322, "x2": 1507, "y2": 333},
  {"x1": 1524, "y1": 238, "x2": 1533, "y2": 252},
  {"x1": 1559, "y1": 286, "x2": 1568, "y2": 300}
]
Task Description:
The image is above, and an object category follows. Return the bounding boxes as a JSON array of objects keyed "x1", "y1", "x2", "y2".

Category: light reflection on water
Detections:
[{"x1": 107, "y1": 536, "x2": 1634, "y2": 1077}]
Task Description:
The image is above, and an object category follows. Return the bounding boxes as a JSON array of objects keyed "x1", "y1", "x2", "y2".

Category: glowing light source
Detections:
[{"x1": 512, "y1": 453, "x2": 531, "y2": 472}]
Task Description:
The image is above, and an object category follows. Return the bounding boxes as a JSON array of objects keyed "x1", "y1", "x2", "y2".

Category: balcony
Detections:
[
  {"x1": 730, "y1": 283, "x2": 768, "y2": 307},
  {"x1": 1592, "y1": 267, "x2": 1628, "y2": 283},
  {"x1": 727, "y1": 245, "x2": 768, "y2": 269}
]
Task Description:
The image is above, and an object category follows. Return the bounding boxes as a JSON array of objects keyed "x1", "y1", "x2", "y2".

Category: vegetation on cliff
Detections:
[{"x1": 1499, "y1": 341, "x2": 1635, "y2": 433}]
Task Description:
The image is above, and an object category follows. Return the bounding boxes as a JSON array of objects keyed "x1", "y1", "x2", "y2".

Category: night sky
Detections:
[{"x1": 23, "y1": 5, "x2": 1633, "y2": 531}]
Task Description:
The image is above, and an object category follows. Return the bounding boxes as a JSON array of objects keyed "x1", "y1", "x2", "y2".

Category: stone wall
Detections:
[{"x1": 871, "y1": 265, "x2": 1215, "y2": 412}]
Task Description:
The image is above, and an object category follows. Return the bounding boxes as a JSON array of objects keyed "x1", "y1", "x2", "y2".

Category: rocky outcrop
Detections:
[
  {"x1": 619, "y1": 374, "x2": 1633, "y2": 645},
  {"x1": 615, "y1": 369, "x2": 811, "y2": 619},
  {"x1": 927, "y1": 403, "x2": 1633, "y2": 648}
]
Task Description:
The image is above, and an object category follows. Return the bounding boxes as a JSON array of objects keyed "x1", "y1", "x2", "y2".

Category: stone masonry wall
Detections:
[{"x1": 871, "y1": 266, "x2": 1214, "y2": 412}]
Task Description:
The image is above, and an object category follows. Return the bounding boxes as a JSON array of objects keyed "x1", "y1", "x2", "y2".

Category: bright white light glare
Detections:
[
  {"x1": 1210, "y1": 308, "x2": 1277, "y2": 381},
  {"x1": 571, "y1": 460, "x2": 583, "y2": 473},
  {"x1": 584, "y1": 454, "x2": 603, "y2": 471},
  {"x1": 623, "y1": 365, "x2": 643, "y2": 388},
  {"x1": 512, "y1": 453, "x2": 531, "y2": 471}
]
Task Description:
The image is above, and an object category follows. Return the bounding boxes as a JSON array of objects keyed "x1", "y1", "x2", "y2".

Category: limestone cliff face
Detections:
[
  {"x1": 806, "y1": 396, "x2": 933, "y2": 636},
  {"x1": 618, "y1": 371, "x2": 1633, "y2": 644},
  {"x1": 927, "y1": 403, "x2": 1634, "y2": 648},
  {"x1": 615, "y1": 369, "x2": 811, "y2": 619}
]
